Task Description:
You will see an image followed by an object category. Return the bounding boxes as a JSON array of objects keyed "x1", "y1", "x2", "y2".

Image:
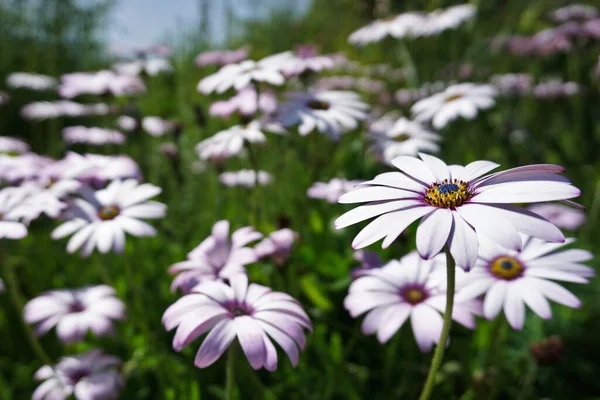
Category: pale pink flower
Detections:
[
  {"x1": 33, "y1": 350, "x2": 122, "y2": 400},
  {"x1": 255, "y1": 228, "x2": 298, "y2": 264},
  {"x1": 197, "y1": 53, "x2": 291, "y2": 94},
  {"x1": 75, "y1": 153, "x2": 142, "y2": 186},
  {"x1": 169, "y1": 220, "x2": 262, "y2": 293},
  {"x1": 307, "y1": 178, "x2": 362, "y2": 203},
  {"x1": 113, "y1": 58, "x2": 173, "y2": 76},
  {"x1": 279, "y1": 45, "x2": 336, "y2": 77},
  {"x1": 195, "y1": 121, "x2": 269, "y2": 161},
  {"x1": 456, "y1": 235, "x2": 593, "y2": 329},
  {"x1": 59, "y1": 70, "x2": 146, "y2": 98},
  {"x1": 51, "y1": 179, "x2": 166, "y2": 257},
  {"x1": 195, "y1": 46, "x2": 249, "y2": 67},
  {"x1": 351, "y1": 250, "x2": 383, "y2": 279},
  {"x1": 209, "y1": 86, "x2": 277, "y2": 118},
  {"x1": 24, "y1": 285, "x2": 125, "y2": 343},
  {"x1": 63, "y1": 126, "x2": 126, "y2": 146},
  {"x1": 345, "y1": 251, "x2": 482, "y2": 351},
  {"x1": 6, "y1": 72, "x2": 56, "y2": 90},
  {"x1": 219, "y1": 170, "x2": 272, "y2": 188},
  {"x1": 335, "y1": 153, "x2": 580, "y2": 270},
  {"x1": 528, "y1": 203, "x2": 586, "y2": 230},
  {"x1": 162, "y1": 274, "x2": 312, "y2": 370},
  {"x1": 21, "y1": 101, "x2": 110, "y2": 120},
  {"x1": 0, "y1": 153, "x2": 53, "y2": 184},
  {"x1": 116, "y1": 115, "x2": 137, "y2": 132},
  {"x1": 0, "y1": 136, "x2": 29, "y2": 154},
  {"x1": 142, "y1": 117, "x2": 173, "y2": 137},
  {"x1": 551, "y1": 4, "x2": 598, "y2": 23},
  {"x1": 0, "y1": 186, "x2": 30, "y2": 239}
]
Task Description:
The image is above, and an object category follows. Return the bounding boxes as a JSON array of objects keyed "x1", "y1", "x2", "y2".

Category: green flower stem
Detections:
[
  {"x1": 2, "y1": 259, "x2": 52, "y2": 367},
  {"x1": 418, "y1": 247, "x2": 456, "y2": 400},
  {"x1": 225, "y1": 345, "x2": 236, "y2": 400}
]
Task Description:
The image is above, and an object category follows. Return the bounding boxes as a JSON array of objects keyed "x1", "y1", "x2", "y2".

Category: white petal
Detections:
[
  {"x1": 416, "y1": 209, "x2": 452, "y2": 259},
  {"x1": 447, "y1": 213, "x2": 478, "y2": 270},
  {"x1": 483, "y1": 281, "x2": 507, "y2": 319}
]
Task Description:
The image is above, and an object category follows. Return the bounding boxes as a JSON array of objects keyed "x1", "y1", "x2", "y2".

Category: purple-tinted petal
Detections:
[
  {"x1": 503, "y1": 285, "x2": 525, "y2": 330},
  {"x1": 194, "y1": 319, "x2": 236, "y2": 368},
  {"x1": 473, "y1": 181, "x2": 580, "y2": 203},
  {"x1": 520, "y1": 283, "x2": 552, "y2": 319},
  {"x1": 376, "y1": 303, "x2": 412, "y2": 343},
  {"x1": 530, "y1": 278, "x2": 581, "y2": 308},
  {"x1": 257, "y1": 321, "x2": 299, "y2": 367},
  {"x1": 457, "y1": 204, "x2": 522, "y2": 251},
  {"x1": 410, "y1": 304, "x2": 443, "y2": 352},
  {"x1": 261, "y1": 332, "x2": 278, "y2": 371},
  {"x1": 234, "y1": 316, "x2": 266, "y2": 370},
  {"x1": 483, "y1": 281, "x2": 507, "y2": 319},
  {"x1": 416, "y1": 209, "x2": 452, "y2": 259},
  {"x1": 447, "y1": 213, "x2": 478, "y2": 271}
]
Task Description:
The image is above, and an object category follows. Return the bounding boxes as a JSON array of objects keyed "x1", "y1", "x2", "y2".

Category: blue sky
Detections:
[{"x1": 105, "y1": 0, "x2": 311, "y2": 49}]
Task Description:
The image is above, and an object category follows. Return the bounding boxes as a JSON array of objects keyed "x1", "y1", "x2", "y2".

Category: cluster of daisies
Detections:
[{"x1": 0, "y1": 2, "x2": 596, "y2": 399}]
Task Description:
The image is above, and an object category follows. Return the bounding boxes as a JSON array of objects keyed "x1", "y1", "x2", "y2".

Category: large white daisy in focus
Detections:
[
  {"x1": 334, "y1": 153, "x2": 580, "y2": 271},
  {"x1": 276, "y1": 90, "x2": 368, "y2": 139},
  {"x1": 197, "y1": 52, "x2": 293, "y2": 94},
  {"x1": 411, "y1": 83, "x2": 497, "y2": 129},
  {"x1": 52, "y1": 179, "x2": 166, "y2": 257},
  {"x1": 456, "y1": 235, "x2": 593, "y2": 329}
]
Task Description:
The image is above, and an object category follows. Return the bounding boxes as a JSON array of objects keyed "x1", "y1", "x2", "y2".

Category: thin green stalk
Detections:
[
  {"x1": 2, "y1": 259, "x2": 52, "y2": 367},
  {"x1": 225, "y1": 345, "x2": 236, "y2": 400},
  {"x1": 418, "y1": 248, "x2": 456, "y2": 400}
]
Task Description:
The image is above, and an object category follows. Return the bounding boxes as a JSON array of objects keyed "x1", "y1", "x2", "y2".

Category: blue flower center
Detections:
[
  {"x1": 437, "y1": 183, "x2": 459, "y2": 194},
  {"x1": 490, "y1": 256, "x2": 525, "y2": 280}
]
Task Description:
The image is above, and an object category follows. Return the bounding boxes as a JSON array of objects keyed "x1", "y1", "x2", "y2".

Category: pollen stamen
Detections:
[{"x1": 424, "y1": 178, "x2": 472, "y2": 209}]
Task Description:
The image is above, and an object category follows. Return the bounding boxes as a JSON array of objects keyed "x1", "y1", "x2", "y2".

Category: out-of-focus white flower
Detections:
[
  {"x1": 197, "y1": 52, "x2": 293, "y2": 94},
  {"x1": 209, "y1": 86, "x2": 278, "y2": 118},
  {"x1": 59, "y1": 70, "x2": 146, "y2": 98},
  {"x1": 142, "y1": 117, "x2": 173, "y2": 137},
  {"x1": 219, "y1": 170, "x2": 272, "y2": 188},
  {"x1": 528, "y1": 203, "x2": 586, "y2": 230},
  {"x1": 21, "y1": 101, "x2": 110, "y2": 120},
  {"x1": 63, "y1": 126, "x2": 126, "y2": 146},
  {"x1": 52, "y1": 179, "x2": 166, "y2": 257},
  {"x1": 551, "y1": 4, "x2": 598, "y2": 23},
  {"x1": 0, "y1": 186, "x2": 31, "y2": 239},
  {"x1": 0, "y1": 153, "x2": 53, "y2": 184},
  {"x1": 74, "y1": 153, "x2": 142, "y2": 186},
  {"x1": 369, "y1": 114, "x2": 441, "y2": 163},
  {"x1": 195, "y1": 46, "x2": 249, "y2": 67},
  {"x1": 277, "y1": 46, "x2": 336, "y2": 77},
  {"x1": 533, "y1": 80, "x2": 580, "y2": 99},
  {"x1": 348, "y1": 5, "x2": 475, "y2": 45},
  {"x1": 0, "y1": 136, "x2": 29, "y2": 155},
  {"x1": 491, "y1": 73, "x2": 533, "y2": 95},
  {"x1": 307, "y1": 178, "x2": 362, "y2": 203},
  {"x1": 6, "y1": 72, "x2": 57, "y2": 90},
  {"x1": 276, "y1": 90, "x2": 368, "y2": 139},
  {"x1": 113, "y1": 58, "x2": 173, "y2": 76},
  {"x1": 116, "y1": 115, "x2": 137, "y2": 132},
  {"x1": 195, "y1": 120, "x2": 279, "y2": 161},
  {"x1": 411, "y1": 83, "x2": 497, "y2": 129}
]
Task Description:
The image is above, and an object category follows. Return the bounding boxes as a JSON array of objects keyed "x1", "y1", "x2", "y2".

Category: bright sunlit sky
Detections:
[{"x1": 105, "y1": 0, "x2": 312, "y2": 48}]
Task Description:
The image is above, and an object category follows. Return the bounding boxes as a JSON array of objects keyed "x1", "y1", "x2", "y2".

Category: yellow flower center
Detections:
[
  {"x1": 306, "y1": 99, "x2": 330, "y2": 111},
  {"x1": 424, "y1": 179, "x2": 472, "y2": 209},
  {"x1": 490, "y1": 256, "x2": 524, "y2": 280},
  {"x1": 98, "y1": 205, "x2": 120, "y2": 221},
  {"x1": 401, "y1": 286, "x2": 428, "y2": 305},
  {"x1": 444, "y1": 93, "x2": 463, "y2": 103},
  {"x1": 393, "y1": 133, "x2": 410, "y2": 142}
]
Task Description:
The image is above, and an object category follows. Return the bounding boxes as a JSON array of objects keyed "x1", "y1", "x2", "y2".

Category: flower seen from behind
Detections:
[
  {"x1": 162, "y1": 274, "x2": 312, "y2": 370},
  {"x1": 169, "y1": 220, "x2": 262, "y2": 293},
  {"x1": 335, "y1": 153, "x2": 580, "y2": 270},
  {"x1": 255, "y1": 228, "x2": 298, "y2": 265}
]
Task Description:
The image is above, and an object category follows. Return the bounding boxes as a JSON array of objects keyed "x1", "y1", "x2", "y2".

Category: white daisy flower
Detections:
[
  {"x1": 195, "y1": 120, "x2": 276, "y2": 161},
  {"x1": 417, "y1": 5, "x2": 476, "y2": 36},
  {"x1": 63, "y1": 126, "x2": 126, "y2": 146},
  {"x1": 219, "y1": 170, "x2": 272, "y2": 188},
  {"x1": 411, "y1": 83, "x2": 497, "y2": 129},
  {"x1": 276, "y1": 90, "x2": 368, "y2": 139},
  {"x1": 51, "y1": 179, "x2": 166, "y2": 257},
  {"x1": 197, "y1": 52, "x2": 292, "y2": 94},
  {"x1": 457, "y1": 235, "x2": 593, "y2": 329},
  {"x1": 113, "y1": 58, "x2": 173, "y2": 77},
  {"x1": 335, "y1": 153, "x2": 580, "y2": 270},
  {"x1": 348, "y1": 13, "x2": 426, "y2": 45},
  {"x1": 307, "y1": 178, "x2": 362, "y2": 203},
  {"x1": 142, "y1": 117, "x2": 173, "y2": 137},
  {"x1": 369, "y1": 114, "x2": 441, "y2": 164},
  {"x1": 0, "y1": 136, "x2": 29, "y2": 155},
  {"x1": 6, "y1": 72, "x2": 57, "y2": 91},
  {"x1": 0, "y1": 186, "x2": 30, "y2": 239}
]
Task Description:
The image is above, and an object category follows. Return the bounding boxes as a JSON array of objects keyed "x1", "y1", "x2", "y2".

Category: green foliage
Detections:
[{"x1": 1, "y1": 0, "x2": 600, "y2": 399}]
